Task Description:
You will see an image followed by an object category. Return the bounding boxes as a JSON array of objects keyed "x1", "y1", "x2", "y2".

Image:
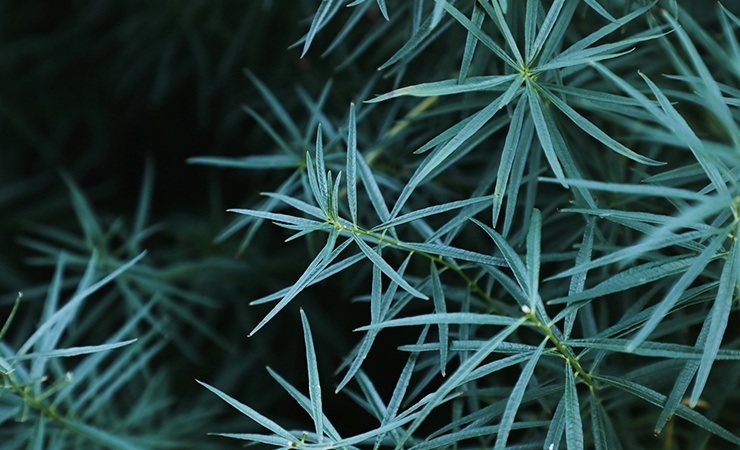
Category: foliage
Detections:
[{"x1": 2, "y1": 0, "x2": 739, "y2": 449}]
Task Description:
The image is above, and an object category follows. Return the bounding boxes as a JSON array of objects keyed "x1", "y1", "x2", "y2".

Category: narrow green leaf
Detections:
[
  {"x1": 0, "y1": 292, "x2": 22, "y2": 342},
  {"x1": 299, "y1": 309, "x2": 323, "y2": 442},
  {"x1": 187, "y1": 155, "x2": 299, "y2": 170},
  {"x1": 662, "y1": 10, "x2": 737, "y2": 147},
  {"x1": 11, "y1": 339, "x2": 136, "y2": 361},
  {"x1": 476, "y1": 0, "x2": 523, "y2": 65},
  {"x1": 583, "y1": 0, "x2": 617, "y2": 21},
  {"x1": 0, "y1": 354, "x2": 13, "y2": 374},
  {"x1": 376, "y1": 0, "x2": 389, "y2": 20},
  {"x1": 567, "y1": 338, "x2": 740, "y2": 360},
  {"x1": 494, "y1": 340, "x2": 546, "y2": 450},
  {"x1": 316, "y1": 125, "x2": 329, "y2": 207},
  {"x1": 251, "y1": 253, "x2": 363, "y2": 306},
  {"x1": 228, "y1": 208, "x2": 324, "y2": 229},
  {"x1": 550, "y1": 229, "x2": 710, "y2": 281},
  {"x1": 690, "y1": 239, "x2": 737, "y2": 406},
  {"x1": 473, "y1": 218, "x2": 531, "y2": 302},
  {"x1": 526, "y1": 209, "x2": 542, "y2": 310},
  {"x1": 589, "y1": 389, "x2": 610, "y2": 450},
  {"x1": 544, "y1": 394, "x2": 567, "y2": 450},
  {"x1": 19, "y1": 251, "x2": 146, "y2": 356},
  {"x1": 373, "y1": 326, "x2": 429, "y2": 449},
  {"x1": 628, "y1": 227, "x2": 731, "y2": 351},
  {"x1": 347, "y1": 103, "x2": 358, "y2": 226},
  {"x1": 655, "y1": 350, "x2": 702, "y2": 435},
  {"x1": 402, "y1": 240, "x2": 507, "y2": 267},
  {"x1": 539, "y1": 177, "x2": 707, "y2": 201},
  {"x1": 528, "y1": 83, "x2": 566, "y2": 183},
  {"x1": 564, "y1": 362, "x2": 584, "y2": 450},
  {"x1": 565, "y1": 217, "x2": 596, "y2": 338},
  {"x1": 440, "y1": 1, "x2": 518, "y2": 69},
  {"x1": 260, "y1": 192, "x2": 326, "y2": 220},
  {"x1": 368, "y1": 74, "x2": 518, "y2": 103},
  {"x1": 245, "y1": 70, "x2": 302, "y2": 142},
  {"x1": 267, "y1": 367, "x2": 342, "y2": 441},
  {"x1": 530, "y1": 0, "x2": 565, "y2": 63},
  {"x1": 540, "y1": 86, "x2": 663, "y2": 166},
  {"x1": 595, "y1": 375, "x2": 740, "y2": 445},
  {"x1": 492, "y1": 95, "x2": 529, "y2": 228},
  {"x1": 638, "y1": 71, "x2": 728, "y2": 195},
  {"x1": 524, "y1": 0, "x2": 537, "y2": 63},
  {"x1": 302, "y1": 0, "x2": 341, "y2": 57},
  {"x1": 458, "y1": 3, "x2": 484, "y2": 83},
  {"x1": 431, "y1": 0, "x2": 445, "y2": 29},
  {"x1": 374, "y1": 195, "x2": 493, "y2": 231},
  {"x1": 357, "y1": 147, "x2": 391, "y2": 224},
  {"x1": 355, "y1": 312, "x2": 520, "y2": 331},
  {"x1": 62, "y1": 173, "x2": 104, "y2": 248},
  {"x1": 430, "y1": 263, "x2": 448, "y2": 376},
  {"x1": 397, "y1": 318, "x2": 526, "y2": 448},
  {"x1": 352, "y1": 234, "x2": 427, "y2": 299},
  {"x1": 248, "y1": 231, "x2": 345, "y2": 336},
  {"x1": 197, "y1": 379, "x2": 295, "y2": 441}
]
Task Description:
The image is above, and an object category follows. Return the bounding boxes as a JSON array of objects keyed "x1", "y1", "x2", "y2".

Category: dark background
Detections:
[{"x1": 0, "y1": 0, "x2": 387, "y2": 442}]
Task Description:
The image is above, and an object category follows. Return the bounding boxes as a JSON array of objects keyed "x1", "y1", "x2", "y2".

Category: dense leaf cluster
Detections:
[{"x1": 1, "y1": 1, "x2": 739, "y2": 449}]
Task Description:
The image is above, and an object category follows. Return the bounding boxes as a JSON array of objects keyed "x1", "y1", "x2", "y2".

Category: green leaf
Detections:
[
  {"x1": 397, "y1": 318, "x2": 526, "y2": 448},
  {"x1": 356, "y1": 312, "x2": 518, "y2": 331},
  {"x1": 567, "y1": 338, "x2": 740, "y2": 360},
  {"x1": 299, "y1": 309, "x2": 323, "y2": 442},
  {"x1": 492, "y1": 94, "x2": 530, "y2": 228},
  {"x1": 373, "y1": 195, "x2": 493, "y2": 231},
  {"x1": 266, "y1": 367, "x2": 342, "y2": 441},
  {"x1": 245, "y1": 70, "x2": 301, "y2": 143},
  {"x1": 493, "y1": 340, "x2": 545, "y2": 449},
  {"x1": 538, "y1": 177, "x2": 707, "y2": 201},
  {"x1": 545, "y1": 394, "x2": 567, "y2": 450},
  {"x1": 347, "y1": 103, "x2": 358, "y2": 226},
  {"x1": 595, "y1": 375, "x2": 740, "y2": 445},
  {"x1": 368, "y1": 75, "x2": 517, "y2": 103},
  {"x1": 539, "y1": 85, "x2": 664, "y2": 166},
  {"x1": 564, "y1": 362, "x2": 584, "y2": 450},
  {"x1": 473, "y1": 218, "x2": 531, "y2": 305},
  {"x1": 401, "y1": 241, "x2": 507, "y2": 268},
  {"x1": 187, "y1": 154, "x2": 299, "y2": 170},
  {"x1": 589, "y1": 389, "x2": 610, "y2": 450},
  {"x1": 458, "y1": 3, "x2": 484, "y2": 83},
  {"x1": 530, "y1": 0, "x2": 565, "y2": 64},
  {"x1": 352, "y1": 233, "x2": 427, "y2": 299},
  {"x1": 526, "y1": 209, "x2": 542, "y2": 311},
  {"x1": 628, "y1": 226, "x2": 731, "y2": 351},
  {"x1": 302, "y1": 0, "x2": 341, "y2": 57},
  {"x1": 374, "y1": 326, "x2": 429, "y2": 449},
  {"x1": 228, "y1": 207, "x2": 324, "y2": 229},
  {"x1": 430, "y1": 262, "x2": 448, "y2": 376},
  {"x1": 690, "y1": 239, "x2": 738, "y2": 406},
  {"x1": 197, "y1": 380, "x2": 295, "y2": 441},
  {"x1": 248, "y1": 231, "x2": 346, "y2": 336},
  {"x1": 440, "y1": 1, "x2": 518, "y2": 69},
  {"x1": 527, "y1": 83, "x2": 566, "y2": 184},
  {"x1": 476, "y1": 0, "x2": 523, "y2": 66},
  {"x1": 19, "y1": 251, "x2": 146, "y2": 356},
  {"x1": 62, "y1": 173, "x2": 104, "y2": 249},
  {"x1": 10, "y1": 339, "x2": 136, "y2": 361}
]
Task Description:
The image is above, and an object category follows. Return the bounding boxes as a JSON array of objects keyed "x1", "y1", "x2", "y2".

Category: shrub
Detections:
[{"x1": 2, "y1": 1, "x2": 739, "y2": 449}]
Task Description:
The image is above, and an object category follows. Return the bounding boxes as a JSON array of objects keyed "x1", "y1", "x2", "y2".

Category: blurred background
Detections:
[{"x1": 0, "y1": 1, "x2": 388, "y2": 445}]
